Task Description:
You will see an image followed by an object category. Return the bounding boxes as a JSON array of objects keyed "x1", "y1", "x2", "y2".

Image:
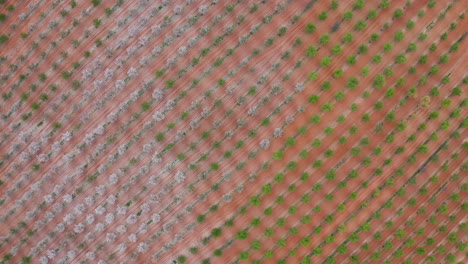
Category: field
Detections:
[{"x1": 0, "y1": 0, "x2": 466, "y2": 263}]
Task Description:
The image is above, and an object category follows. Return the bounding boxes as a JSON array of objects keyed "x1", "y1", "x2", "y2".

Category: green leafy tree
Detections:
[
  {"x1": 306, "y1": 45, "x2": 318, "y2": 57},
  {"x1": 320, "y1": 56, "x2": 332, "y2": 67},
  {"x1": 394, "y1": 30, "x2": 405, "y2": 42},
  {"x1": 319, "y1": 34, "x2": 330, "y2": 45},
  {"x1": 305, "y1": 22, "x2": 316, "y2": 33},
  {"x1": 343, "y1": 10, "x2": 353, "y2": 20},
  {"x1": 372, "y1": 74, "x2": 386, "y2": 89},
  {"x1": 318, "y1": 11, "x2": 328, "y2": 20}
]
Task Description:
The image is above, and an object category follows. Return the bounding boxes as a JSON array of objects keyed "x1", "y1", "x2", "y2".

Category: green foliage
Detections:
[
  {"x1": 354, "y1": 20, "x2": 367, "y2": 31},
  {"x1": 331, "y1": 44, "x2": 342, "y2": 55},
  {"x1": 319, "y1": 34, "x2": 330, "y2": 45},
  {"x1": 367, "y1": 9, "x2": 378, "y2": 19},
  {"x1": 0, "y1": 34, "x2": 7, "y2": 44},
  {"x1": 305, "y1": 22, "x2": 316, "y2": 33},
  {"x1": 394, "y1": 30, "x2": 405, "y2": 42},
  {"x1": 318, "y1": 11, "x2": 328, "y2": 20},
  {"x1": 91, "y1": 0, "x2": 101, "y2": 7},
  {"x1": 372, "y1": 74, "x2": 386, "y2": 89},
  {"x1": 347, "y1": 55, "x2": 356, "y2": 65},
  {"x1": 343, "y1": 33, "x2": 353, "y2": 43},
  {"x1": 237, "y1": 229, "x2": 249, "y2": 240},
  {"x1": 343, "y1": 10, "x2": 353, "y2": 20}
]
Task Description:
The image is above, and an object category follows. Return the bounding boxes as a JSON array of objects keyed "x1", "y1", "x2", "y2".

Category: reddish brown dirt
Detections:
[{"x1": 0, "y1": 0, "x2": 466, "y2": 263}]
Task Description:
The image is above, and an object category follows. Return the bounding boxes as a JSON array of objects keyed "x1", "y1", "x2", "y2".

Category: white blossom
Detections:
[
  {"x1": 199, "y1": 5, "x2": 208, "y2": 14},
  {"x1": 175, "y1": 171, "x2": 185, "y2": 183},
  {"x1": 105, "y1": 213, "x2": 115, "y2": 224},
  {"x1": 166, "y1": 57, "x2": 176, "y2": 67},
  {"x1": 118, "y1": 243, "x2": 127, "y2": 252},
  {"x1": 174, "y1": 5, "x2": 183, "y2": 15},
  {"x1": 286, "y1": 115, "x2": 295, "y2": 124},
  {"x1": 53, "y1": 184, "x2": 64, "y2": 194},
  {"x1": 116, "y1": 80, "x2": 125, "y2": 90},
  {"x1": 141, "y1": 203, "x2": 150, "y2": 213},
  {"x1": 52, "y1": 141, "x2": 61, "y2": 152},
  {"x1": 117, "y1": 145, "x2": 127, "y2": 156},
  {"x1": 140, "y1": 165, "x2": 149, "y2": 174},
  {"x1": 149, "y1": 175, "x2": 160, "y2": 185},
  {"x1": 85, "y1": 232, "x2": 95, "y2": 241},
  {"x1": 95, "y1": 205, "x2": 106, "y2": 215},
  {"x1": 178, "y1": 46, "x2": 187, "y2": 55},
  {"x1": 82, "y1": 69, "x2": 92, "y2": 80},
  {"x1": 41, "y1": 131, "x2": 51, "y2": 143},
  {"x1": 140, "y1": 56, "x2": 150, "y2": 66},
  {"x1": 151, "y1": 213, "x2": 161, "y2": 223},
  {"x1": 152, "y1": 152, "x2": 162, "y2": 163},
  {"x1": 116, "y1": 225, "x2": 127, "y2": 233},
  {"x1": 24, "y1": 191, "x2": 34, "y2": 200},
  {"x1": 127, "y1": 67, "x2": 138, "y2": 77},
  {"x1": 223, "y1": 194, "x2": 232, "y2": 202},
  {"x1": 109, "y1": 173, "x2": 118, "y2": 185},
  {"x1": 260, "y1": 139, "x2": 270, "y2": 149},
  {"x1": 129, "y1": 26, "x2": 139, "y2": 37},
  {"x1": 44, "y1": 195, "x2": 54, "y2": 204},
  {"x1": 67, "y1": 250, "x2": 76, "y2": 259},
  {"x1": 86, "y1": 214, "x2": 95, "y2": 225},
  {"x1": 74, "y1": 223, "x2": 85, "y2": 233},
  {"x1": 248, "y1": 107, "x2": 258, "y2": 116},
  {"x1": 97, "y1": 164, "x2": 106, "y2": 174},
  {"x1": 94, "y1": 80, "x2": 104, "y2": 89},
  {"x1": 30, "y1": 182, "x2": 40, "y2": 191},
  {"x1": 273, "y1": 128, "x2": 283, "y2": 137},
  {"x1": 152, "y1": 111, "x2": 165, "y2": 121},
  {"x1": 94, "y1": 125, "x2": 104, "y2": 135},
  {"x1": 106, "y1": 195, "x2": 116, "y2": 205},
  {"x1": 63, "y1": 153, "x2": 73, "y2": 163},
  {"x1": 106, "y1": 232, "x2": 116, "y2": 242},
  {"x1": 117, "y1": 206, "x2": 127, "y2": 215},
  {"x1": 152, "y1": 89, "x2": 164, "y2": 101},
  {"x1": 104, "y1": 68, "x2": 115, "y2": 79},
  {"x1": 10, "y1": 246, "x2": 19, "y2": 256},
  {"x1": 138, "y1": 36, "x2": 149, "y2": 46},
  {"x1": 128, "y1": 233, "x2": 137, "y2": 242},
  {"x1": 95, "y1": 223, "x2": 105, "y2": 232},
  {"x1": 63, "y1": 194, "x2": 73, "y2": 203},
  {"x1": 151, "y1": 25, "x2": 161, "y2": 34},
  {"x1": 130, "y1": 91, "x2": 139, "y2": 101},
  {"x1": 39, "y1": 256, "x2": 49, "y2": 264},
  {"x1": 28, "y1": 142, "x2": 41, "y2": 154},
  {"x1": 201, "y1": 107, "x2": 209, "y2": 118},
  {"x1": 63, "y1": 214, "x2": 75, "y2": 224},
  {"x1": 187, "y1": 37, "x2": 197, "y2": 47},
  {"x1": 74, "y1": 204, "x2": 85, "y2": 215},
  {"x1": 115, "y1": 57, "x2": 125, "y2": 67},
  {"x1": 47, "y1": 250, "x2": 56, "y2": 259},
  {"x1": 143, "y1": 144, "x2": 152, "y2": 153},
  {"x1": 86, "y1": 252, "x2": 96, "y2": 260},
  {"x1": 84, "y1": 133, "x2": 94, "y2": 145},
  {"x1": 295, "y1": 82, "x2": 305, "y2": 92},
  {"x1": 96, "y1": 185, "x2": 106, "y2": 196},
  {"x1": 139, "y1": 223, "x2": 148, "y2": 234},
  {"x1": 85, "y1": 196, "x2": 94, "y2": 206},
  {"x1": 271, "y1": 84, "x2": 282, "y2": 94},
  {"x1": 190, "y1": 120, "x2": 199, "y2": 129},
  {"x1": 126, "y1": 214, "x2": 138, "y2": 225},
  {"x1": 152, "y1": 46, "x2": 162, "y2": 56},
  {"x1": 138, "y1": 242, "x2": 148, "y2": 252},
  {"x1": 20, "y1": 151, "x2": 31, "y2": 161}
]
